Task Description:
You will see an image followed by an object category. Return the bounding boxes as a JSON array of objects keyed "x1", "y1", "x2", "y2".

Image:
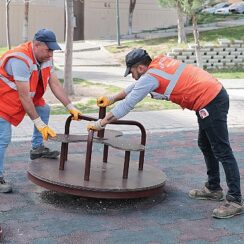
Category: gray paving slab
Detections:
[{"x1": 2, "y1": 127, "x2": 244, "y2": 243}]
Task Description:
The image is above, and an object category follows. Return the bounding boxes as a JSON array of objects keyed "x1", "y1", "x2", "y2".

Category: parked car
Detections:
[
  {"x1": 201, "y1": 2, "x2": 231, "y2": 14},
  {"x1": 214, "y1": 4, "x2": 231, "y2": 14},
  {"x1": 229, "y1": 2, "x2": 244, "y2": 14}
]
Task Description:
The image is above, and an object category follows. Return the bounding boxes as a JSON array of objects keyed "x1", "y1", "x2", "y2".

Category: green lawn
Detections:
[
  {"x1": 106, "y1": 25, "x2": 244, "y2": 79},
  {"x1": 106, "y1": 26, "x2": 244, "y2": 55},
  {"x1": 209, "y1": 69, "x2": 244, "y2": 79},
  {"x1": 0, "y1": 47, "x2": 7, "y2": 55},
  {"x1": 196, "y1": 13, "x2": 244, "y2": 25},
  {"x1": 50, "y1": 79, "x2": 180, "y2": 115}
]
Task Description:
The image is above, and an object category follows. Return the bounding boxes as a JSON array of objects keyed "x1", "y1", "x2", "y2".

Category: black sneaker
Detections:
[
  {"x1": 30, "y1": 145, "x2": 60, "y2": 160},
  {"x1": 0, "y1": 177, "x2": 12, "y2": 193}
]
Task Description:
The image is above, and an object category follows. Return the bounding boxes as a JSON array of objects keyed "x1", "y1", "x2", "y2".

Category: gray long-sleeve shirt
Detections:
[{"x1": 111, "y1": 73, "x2": 159, "y2": 119}]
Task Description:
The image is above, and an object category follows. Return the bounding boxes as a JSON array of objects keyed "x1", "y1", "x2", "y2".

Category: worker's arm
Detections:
[
  {"x1": 48, "y1": 72, "x2": 71, "y2": 106},
  {"x1": 87, "y1": 74, "x2": 159, "y2": 131},
  {"x1": 15, "y1": 81, "x2": 56, "y2": 140},
  {"x1": 97, "y1": 83, "x2": 136, "y2": 107},
  {"x1": 48, "y1": 72, "x2": 82, "y2": 120},
  {"x1": 97, "y1": 90, "x2": 126, "y2": 107},
  {"x1": 15, "y1": 81, "x2": 40, "y2": 120},
  {"x1": 110, "y1": 74, "x2": 159, "y2": 119}
]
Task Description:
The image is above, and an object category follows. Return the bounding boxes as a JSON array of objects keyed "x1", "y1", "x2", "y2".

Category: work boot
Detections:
[
  {"x1": 212, "y1": 201, "x2": 244, "y2": 219},
  {"x1": 189, "y1": 186, "x2": 224, "y2": 201},
  {"x1": 0, "y1": 177, "x2": 12, "y2": 193},
  {"x1": 30, "y1": 145, "x2": 60, "y2": 160}
]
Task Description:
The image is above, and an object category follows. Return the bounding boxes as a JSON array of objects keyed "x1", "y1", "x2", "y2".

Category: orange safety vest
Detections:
[
  {"x1": 0, "y1": 41, "x2": 52, "y2": 126},
  {"x1": 147, "y1": 55, "x2": 222, "y2": 111}
]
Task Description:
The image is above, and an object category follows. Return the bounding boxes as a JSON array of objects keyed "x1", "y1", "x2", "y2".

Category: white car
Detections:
[
  {"x1": 229, "y1": 2, "x2": 244, "y2": 14},
  {"x1": 214, "y1": 5, "x2": 231, "y2": 14},
  {"x1": 201, "y1": 2, "x2": 231, "y2": 14}
]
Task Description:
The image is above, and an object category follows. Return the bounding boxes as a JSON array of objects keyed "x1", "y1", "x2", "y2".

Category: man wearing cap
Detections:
[
  {"x1": 0, "y1": 28, "x2": 81, "y2": 193},
  {"x1": 87, "y1": 48, "x2": 243, "y2": 219}
]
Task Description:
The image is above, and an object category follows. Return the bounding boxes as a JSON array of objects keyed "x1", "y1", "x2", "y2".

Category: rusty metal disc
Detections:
[
  {"x1": 28, "y1": 154, "x2": 166, "y2": 199},
  {"x1": 50, "y1": 129, "x2": 123, "y2": 143}
]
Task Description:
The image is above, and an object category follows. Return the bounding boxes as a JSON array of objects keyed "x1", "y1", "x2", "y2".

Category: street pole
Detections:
[{"x1": 116, "y1": 0, "x2": 121, "y2": 46}]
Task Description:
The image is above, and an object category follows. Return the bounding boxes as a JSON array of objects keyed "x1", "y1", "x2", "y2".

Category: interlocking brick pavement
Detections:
[{"x1": 1, "y1": 128, "x2": 244, "y2": 243}]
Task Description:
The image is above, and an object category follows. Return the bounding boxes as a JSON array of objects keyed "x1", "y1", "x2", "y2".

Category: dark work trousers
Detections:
[{"x1": 196, "y1": 87, "x2": 242, "y2": 203}]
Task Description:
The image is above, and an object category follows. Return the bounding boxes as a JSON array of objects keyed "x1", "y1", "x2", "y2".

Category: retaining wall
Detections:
[{"x1": 167, "y1": 39, "x2": 244, "y2": 70}]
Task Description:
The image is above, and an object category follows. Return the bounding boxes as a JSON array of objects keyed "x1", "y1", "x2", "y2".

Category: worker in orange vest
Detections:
[
  {"x1": 87, "y1": 48, "x2": 243, "y2": 219},
  {"x1": 0, "y1": 29, "x2": 81, "y2": 193}
]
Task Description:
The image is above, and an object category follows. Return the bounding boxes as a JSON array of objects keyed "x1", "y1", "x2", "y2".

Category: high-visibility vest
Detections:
[
  {"x1": 0, "y1": 41, "x2": 52, "y2": 126},
  {"x1": 147, "y1": 55, "x2": 222, "y2": 111}
]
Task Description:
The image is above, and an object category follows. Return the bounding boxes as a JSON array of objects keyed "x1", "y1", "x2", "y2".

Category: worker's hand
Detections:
[
  {"x1": 97, "y1": 96, "x2": 115, "y2": 107},
  {"x1": 33, "y1": 117, "x2": 56, "y2": 141},
  {"x1": 87, "y1": 119, "x2": 106, "y2": 131},
  {"x1": 66, "y1": 103, "x2": 82, "y2": 120}
]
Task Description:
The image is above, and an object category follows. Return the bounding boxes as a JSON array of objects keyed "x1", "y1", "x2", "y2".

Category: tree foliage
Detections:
[
  {"x1": 159, "y1": 0, "x2": 207, "y2": 67},
  {"x1": 179, "y1": 0, "x2": 206, "y2": 67},
  {"x1": 158, "y1": 0, "x2": 187, "y2": 43},
  {"x1": 179, "y1": 0, "x2": 204, "y2": 16},
  {"x1": 158, "y1": 0, "x2": 176, "y2": 8}
]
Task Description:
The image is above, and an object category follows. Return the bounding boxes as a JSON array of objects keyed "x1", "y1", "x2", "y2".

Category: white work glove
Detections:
[
  {"x1": 66, "y1": 103, "x2": 82, "y2": 120},
  {"x1": 33, "y1": 117, "x2": 56, "y2": 141},
  {"x1": 87, "y1": 119, "x2": 106, "y2": 131},
  {"x1": 97, "y1": 96, "x2": 115, "y2": 107}
]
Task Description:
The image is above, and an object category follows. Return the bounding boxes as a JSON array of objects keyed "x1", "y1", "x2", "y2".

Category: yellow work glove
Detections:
[
  {"x1": 87, "y1": 119, "x2": 106, "y2": 131},
  {"x1": 97, "y1": 96, "x2": 115, "y2": 107},
  {"x1": 33, "y1": 117, "x2": 56, "y2": 141},
  {"x1": 66, "y1": 103, "x2": 82, "y2": 120}
]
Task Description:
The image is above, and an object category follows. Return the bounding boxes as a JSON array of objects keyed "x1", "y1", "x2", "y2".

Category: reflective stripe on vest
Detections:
[
  {"x1": 0, "y1": 52, "x2": 34, "y2": 70},
  {"x1": 0, "y1": 75, "x2": 18, "y2": 90},
  {"x1": 0, "y1": 75, "x2": 36, "y2": 97},
  {"x1": 147, "y1": 63, "x2": 186, "y2": 100},
  {"x1": 0, "y1": 50, "x2": 49, "y2": 94}
]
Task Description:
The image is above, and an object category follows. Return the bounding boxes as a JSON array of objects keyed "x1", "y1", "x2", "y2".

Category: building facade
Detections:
[{"x1": 0, "y1": 0, "x2": 179, "y2": 46}]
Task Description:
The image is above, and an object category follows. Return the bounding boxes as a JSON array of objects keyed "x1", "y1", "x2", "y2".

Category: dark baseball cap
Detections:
[
  {"x1": 34, "y1": 29, "x2": 61, "y2": 50},
  {"x1": 124, "y1": 48, "x2": 150, "y2": 77}
]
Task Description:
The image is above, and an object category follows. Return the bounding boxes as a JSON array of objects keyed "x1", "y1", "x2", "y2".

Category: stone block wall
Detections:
[{"x1": 167, "y1": 39, "x2": 244, "y2": 70}]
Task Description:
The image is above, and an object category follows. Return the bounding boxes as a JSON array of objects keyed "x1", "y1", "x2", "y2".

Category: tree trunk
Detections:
[
  {"x1": 23, "y1": 0, "x2": 29, "y2": 42},
  {"x1": 64, "y1": 0, "x2": 74, "y2": 95},
  {"x1": 192, "y1": 15, "x2": 202, "y2": 68},
  {"x1": 6, "y1": 0, "x2": 11, "y2": 49},
  {"x1": 176, "y1": 0, "x2": 187, "y2": 44},
  {"x1": 128, "y1": 0, "x2": 136, "y2": 35}
]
